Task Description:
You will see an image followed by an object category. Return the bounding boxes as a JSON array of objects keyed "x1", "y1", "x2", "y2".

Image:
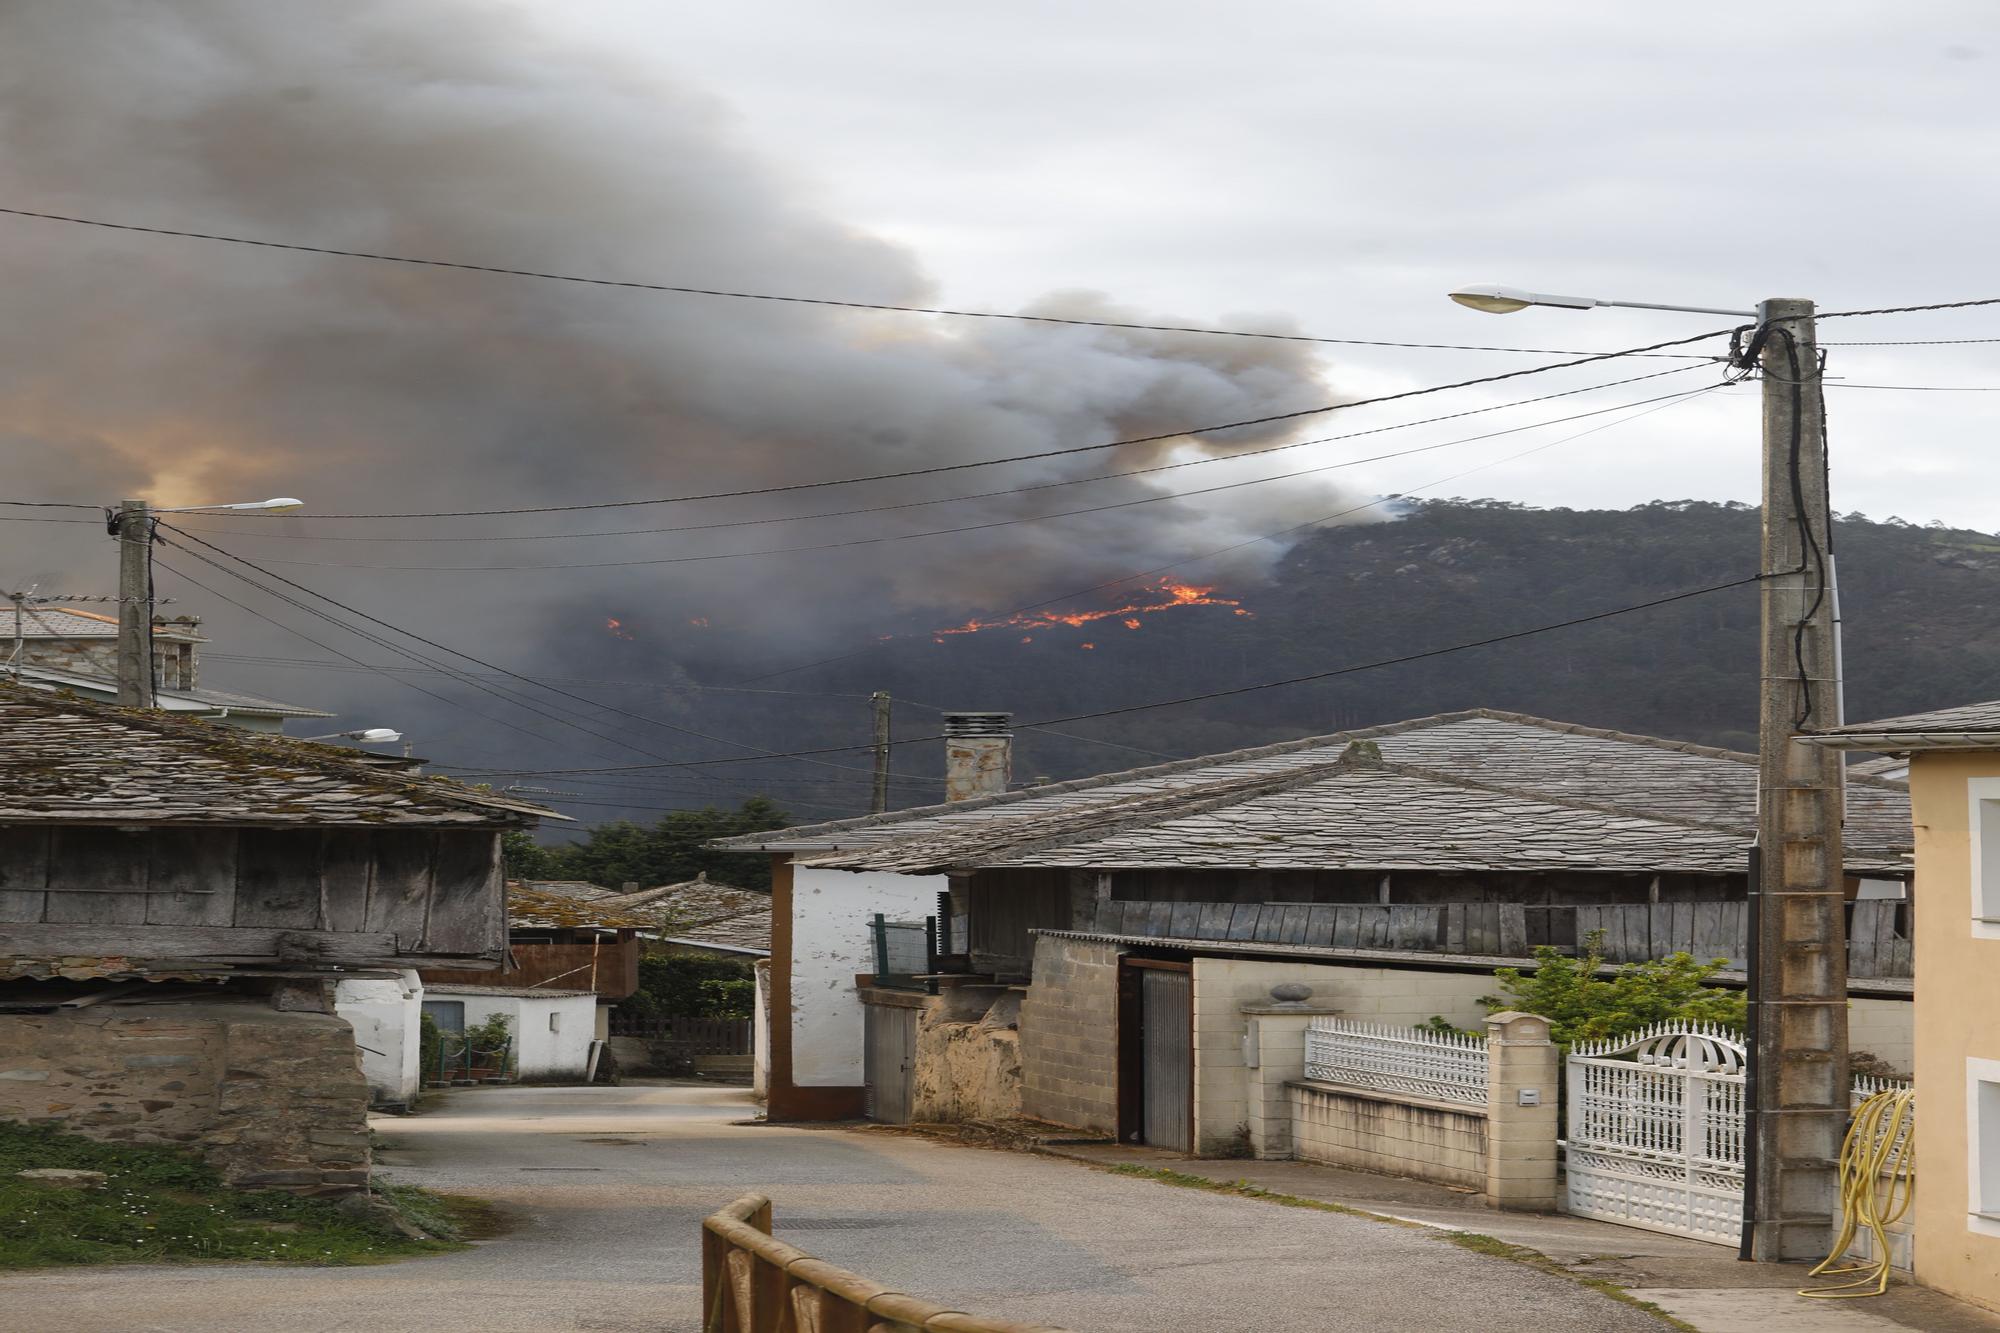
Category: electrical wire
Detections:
[
  {"x1": 0, "y1": 204, "x2": 1720, "y2": 360},
  {"x1": 168, "y1": 326, "x2": 1737, "y2": 521},
  {"x1": 168, "y1": 366, "x2": 1705, "y2": 544},
  {"x1": 156, "y1": 525, "x2": 938, "y2": 783},
  {"x1": 738, "y1": 380, "x2": 1729, "y2": 683},
  {"x1": 465, "y1": 569, "x2": 1766, "y2": 777},
  {"x1": 211, "y1": 382, "x2": 1722, "y2": 573}
]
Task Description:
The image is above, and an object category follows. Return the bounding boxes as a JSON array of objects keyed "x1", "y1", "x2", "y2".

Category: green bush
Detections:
[
  {"x1": 623, "y1": 954, "x2": 754, "y2": 1020},
  {"x1": 1429, "y1": 932, "x2": 1746, "y2": 1048}
]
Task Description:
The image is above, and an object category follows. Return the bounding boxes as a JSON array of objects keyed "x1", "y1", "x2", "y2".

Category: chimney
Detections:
[{"x1": 942, "y1": 712, "x2": 1012, "y2": 802}]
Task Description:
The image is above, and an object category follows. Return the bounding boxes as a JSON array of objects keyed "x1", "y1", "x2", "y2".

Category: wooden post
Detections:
[
  {"x1": 1748, "y1": 297, "x2": 1847, "y2": 1262},
  {"x1": 869, "y1": 691, "x2": 891, "y2": 815},
  {"x1": 114, "y1": 499, "x2": 155, "y2": 708}
]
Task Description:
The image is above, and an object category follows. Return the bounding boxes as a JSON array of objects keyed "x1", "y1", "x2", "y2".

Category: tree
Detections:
[
  {"x1": 504, "y1": 797, "x2": 789, "y2": 890},
  {"x1": 1437, "y1": 934, "x2": 1746, "y2": 1047}
]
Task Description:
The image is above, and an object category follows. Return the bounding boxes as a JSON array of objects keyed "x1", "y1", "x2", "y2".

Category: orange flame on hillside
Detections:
[
  {"x1": 928, "y1": 577, "x2": 1251, "y2": 643},
  {"x1": 604, "y1": 617, "x2": 635, "y2": 641}
]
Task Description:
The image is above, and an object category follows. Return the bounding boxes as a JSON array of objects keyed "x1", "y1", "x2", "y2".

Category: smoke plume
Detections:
[{"x1": 0, "y1": 1, "x2": 1358, "y2": 793}]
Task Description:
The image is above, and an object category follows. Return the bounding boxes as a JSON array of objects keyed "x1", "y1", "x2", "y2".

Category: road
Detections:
[{"x1": 0, "y1": 1082, "x2": 1664, "y2": 1332}]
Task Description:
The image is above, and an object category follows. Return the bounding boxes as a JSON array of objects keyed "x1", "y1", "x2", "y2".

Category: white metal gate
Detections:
[{"x1": 1564, "y1": 1024, "x2": 1746, "y2": 1245}]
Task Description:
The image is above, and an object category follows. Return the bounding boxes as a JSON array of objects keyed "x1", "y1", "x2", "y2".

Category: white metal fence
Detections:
[{"x1": 1303, "y1": 1017, "x2": 1488, "y2": 1107}]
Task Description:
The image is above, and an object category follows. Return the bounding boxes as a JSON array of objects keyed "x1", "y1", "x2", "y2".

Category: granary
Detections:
[
  {"x1": 0, "y1": 682, "x2": 558, "y2": 1191},
  {"x1": 1, "y1": 603, "x2": 331, "y2": 732},
  {"x1": 717, "y1": 708, "x2": 1916, "y2": 1138}
]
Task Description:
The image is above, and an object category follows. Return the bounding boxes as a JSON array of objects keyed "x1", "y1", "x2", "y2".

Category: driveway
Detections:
[{"x1": 0, "y1": 1082, "x2": 1663, "y2": 1332}]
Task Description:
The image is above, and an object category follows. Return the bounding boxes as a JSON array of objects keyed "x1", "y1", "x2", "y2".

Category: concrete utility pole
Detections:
[
  {"x1": 1748, "y1": 298, "x2": 1847, "y2": 1262},
  {"x1": 869, "y1": 691, "x2": 892, "y2": 814},
  {"x1": 113, "y1": 498, "x2": 156, "y2": 708}
]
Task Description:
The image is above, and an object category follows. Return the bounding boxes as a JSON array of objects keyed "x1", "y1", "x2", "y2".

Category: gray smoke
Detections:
[{"x1": 0, "y1": 1, "x2": 1358, "y2": 785}]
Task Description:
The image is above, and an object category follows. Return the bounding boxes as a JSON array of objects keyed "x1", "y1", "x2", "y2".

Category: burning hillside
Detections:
[{"x1": 927, "y1": 578, "x2": 1251, "y2": 646}]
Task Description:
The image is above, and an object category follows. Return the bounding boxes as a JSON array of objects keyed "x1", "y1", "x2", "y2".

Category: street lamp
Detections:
[
  {"x1": 107, "y1": 495, "x2": 305, "y2": 711},
  {"x1": 1448, "y1": 284, "x2": 1756, "y2": 319},
  {"x1": 1448, "y1": 282, "x2": 1842, "y2": 1264},
  {"x1": 303, "y1": 728, "x2": 404, "y2": 744}
]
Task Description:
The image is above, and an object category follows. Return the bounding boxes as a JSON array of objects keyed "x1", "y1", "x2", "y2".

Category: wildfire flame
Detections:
[
  {"x1": 604, "y1": 617, "x2": 635, "y2": 641},
  {"x1": 928, "y1": 578, "x2": 1250, "y2": 642},
  {"x1": 688, "y1": 616, "x2": 710, "y2": 628}
]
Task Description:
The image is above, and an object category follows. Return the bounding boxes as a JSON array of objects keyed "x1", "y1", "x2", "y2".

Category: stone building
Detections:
[{"x1": 0, "y1": 682, "x2": 557, "y2": 1191}]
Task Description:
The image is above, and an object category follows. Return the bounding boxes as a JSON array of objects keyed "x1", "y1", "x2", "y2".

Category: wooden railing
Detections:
[
  {"x1": 703, "y1": 1194, "x2": 1066, "y2": 1333},
  {"x1": 421, "y1": 938, "x2": 642, "y2": 998}
]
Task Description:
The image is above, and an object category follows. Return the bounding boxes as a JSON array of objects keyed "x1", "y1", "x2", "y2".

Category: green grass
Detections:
[
  {"x1": 0, "y1": 1120, "x2": 473, "y2": 1269},
  {"x1": 1096, "y1": 1163, "x2": 1694, "y2": 1331}
]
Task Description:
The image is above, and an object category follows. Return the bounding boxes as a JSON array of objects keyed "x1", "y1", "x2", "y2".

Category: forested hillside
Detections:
[{"x1": 825, "y1": 499, "x2": 2000, "y2": 781}]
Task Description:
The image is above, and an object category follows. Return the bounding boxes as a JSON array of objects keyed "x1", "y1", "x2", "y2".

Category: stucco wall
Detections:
[
  {"x1": 1908, "y1": 751, "x2": 2000, "y2": 1312},
  {"x1": 1018, "y1": 934, "x2": 1123, "y2": 1133},
  {"x1": 1190, "y1": 957, "x2": 1499, "y2": 1154},
  {"x1": 789, "y1": 866, "x2": 945, "y2": 1087},
  {"x1": 911, "y1": 988, "x2": 1022, "y2": 1123},
  {"x1": 752, "y1": 958, "x2": 771, "y2": 1099},
  {"x1": 1850, "y1": 995, "x2": 1914, "y2": 1076},
  {"x1": 1290, "y1": 1081, "x2": 1488, "y2": 1190},
  {"x1": 0, "y1": 1000, "x2": 370, "y2": 1192},
  {"x1": 334, "y1": 971, "x2": 422, "y2": 1106}
]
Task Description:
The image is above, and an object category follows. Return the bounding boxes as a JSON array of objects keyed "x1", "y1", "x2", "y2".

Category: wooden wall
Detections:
[{"x1": 0, "y1": 825, "x2": 506, "y2": 968}]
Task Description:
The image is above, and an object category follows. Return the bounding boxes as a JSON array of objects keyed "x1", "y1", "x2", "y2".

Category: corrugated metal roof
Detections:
[
  {"x1": 724, "y1": 710, "x2": 1909, "y2": 875},
  {"x1": 0, "y1": 681, "x2": 562, "y2": 826},
  {"x1": 7, "y1": 664, "x2": 333, "y2": 719}
]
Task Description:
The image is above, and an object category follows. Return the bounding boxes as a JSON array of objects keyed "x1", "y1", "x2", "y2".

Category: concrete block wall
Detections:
[
  {"x1": 1017, "y1": 935, "x2": 1123, "y2": 1133},
  {"x1": 1191, "y1": 958, "x2": 1498, "y2": 1155},
  {"x1": 1289, "y1": 1082, "x2": 1488, "y2": 1190},
  {"x1": 0, "y1": 1000, "x2": 372, "y2": 1193}
]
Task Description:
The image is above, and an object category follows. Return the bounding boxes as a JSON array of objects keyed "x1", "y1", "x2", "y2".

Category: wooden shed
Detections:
[{"x1": 0, "y1": 683, "x2": 560, "y2": 979}]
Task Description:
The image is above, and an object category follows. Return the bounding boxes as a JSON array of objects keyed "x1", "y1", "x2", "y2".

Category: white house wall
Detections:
[
  {"x1": 334, "y1": 971, "x2": 422, "y2": 1105},
  {"x1": 790, "y1": 865, "x2": 946, "y2": 1087},
  {"x1": 449, "y1": 992, "x2": 598, "y2": 1079}
]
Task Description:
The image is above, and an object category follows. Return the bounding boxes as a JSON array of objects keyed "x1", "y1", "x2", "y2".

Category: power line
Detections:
[
  {"x1": 156, "y1": 525, "x2": 939, "y2": 783},
  {"x1": 172, "y1": 326, "x2": 1736, "y2": 521},
  {"x1": 466, "y1": 570, "x2": 1765, "y2": 777},
  {"x1": 1819, "y1": 297, "x2": 2000, "y2": 319},
  {"x1": 173, "y1": 365, "x2": 1704, "y2": 546},
  {"x1": 0, "y1": 204, "x2": 1725, "y2": 361},
  {"x1": 214, "y1": 383, "x2": 1723, "y2": 573},
  {"x1": 738, "y1": 381, "x2": 1727, "y2": 683}
]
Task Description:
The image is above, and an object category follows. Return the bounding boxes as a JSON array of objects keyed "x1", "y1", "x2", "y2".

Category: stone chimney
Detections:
[{"x1": 942, "y1": 712, "x2": 1012, "y2": 802}]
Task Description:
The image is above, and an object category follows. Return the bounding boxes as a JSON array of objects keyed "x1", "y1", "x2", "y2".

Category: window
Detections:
[
  {"x1": 549, "y1": 1011, "x2": 562, "y2": 1034},
  {"x1": 1969, "y1": 1058, "x2": 2000, "y2": 1236},
  {"x1": 1970, "y1": 778, "x2": 2000, "y2": 935}
]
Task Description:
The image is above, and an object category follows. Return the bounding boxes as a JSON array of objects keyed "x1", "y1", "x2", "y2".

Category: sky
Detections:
[{"x1": 1, "y1": 1, "x2": 1996, "y2": 810}]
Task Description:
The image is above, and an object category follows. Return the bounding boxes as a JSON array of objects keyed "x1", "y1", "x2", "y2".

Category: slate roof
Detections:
[
  {"x1": 0, "y1": 681, "x2": 561, "y2": 826},
  {"x1": 1813, "y1": 700, "x2": 2000, "y2": 750},
  {"x1": 8, "y1": 663, "x2": 333, "y2": 720},
  {"x1": 718, "y1": 710, "x2": 1911, "y2": 876},
  {"x1": 422, "y1": 982, "x2": 597, "y2": 1000},
  {"x1": 506, "y1": 883, "x2": 656, "y2": 932},
  {"x1": 518, "y1": 874, "x2": 771, "y2": 953},
  {"x1": 0, "y1": 606, "x2": 203, "y2": 640}
]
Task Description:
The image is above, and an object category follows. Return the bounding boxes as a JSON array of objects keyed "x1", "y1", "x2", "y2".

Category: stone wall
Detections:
[
  {"x1": 0, "y1": 999, "x2": 371, "y2": 1192},
  {"x1": 1289, "y1": 1081, "x2": 1488, "y2": 1190},
  {"x1": 1017, "y1": 934, "x2": 1123, "y2": 1133},
  {"x1": 910, "y1": 987, "x2": 1022, "y2": 1123}
]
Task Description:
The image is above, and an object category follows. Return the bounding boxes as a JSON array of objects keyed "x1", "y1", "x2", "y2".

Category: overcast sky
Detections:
[
  {"x1": 4, "y1": 1, "x2": 1997, "y2": 794},
  {"x1": 567, "y1": 0, "x2": 2000, "y2": 527}
]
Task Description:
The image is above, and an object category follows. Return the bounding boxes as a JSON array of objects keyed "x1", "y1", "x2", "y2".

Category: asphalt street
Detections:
[{"x1": 0, "y1": 1082, "x2": 1665, "y2": 1332}]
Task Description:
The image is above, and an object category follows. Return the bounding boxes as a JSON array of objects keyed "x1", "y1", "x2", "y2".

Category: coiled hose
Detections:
[{"x1": 1801, "y1": 1088, "x2": 1916, "y2": 1299}]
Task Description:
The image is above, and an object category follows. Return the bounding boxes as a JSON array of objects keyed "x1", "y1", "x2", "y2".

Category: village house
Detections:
[
  {"x1": 717, "y1": 708, "x2": 1916, "y2": 1142},
  {"x1": 0, "y1": 603, "x2": 332, "y2": 732},
  {"x1": 0, "y1": 682, "x2": 557, "y2": 1191},
  {"x1": 1811, "y1": 699, "x2": 2000, "y2": 1314}
]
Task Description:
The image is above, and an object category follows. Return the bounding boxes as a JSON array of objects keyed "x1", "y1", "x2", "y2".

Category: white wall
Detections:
[
  {"x1": 790, "y1": 865, "x2": 947, "y2": 1087},
  {"x1": 1851, "y1": 995, "x2": 1914, "y2": 1075},
  {"x1": 448, "y1": 992, "x2": 599, "y2": 1079},
  {"x1": 334, "y1": 971, "x2": 422, "y2": 1105}
]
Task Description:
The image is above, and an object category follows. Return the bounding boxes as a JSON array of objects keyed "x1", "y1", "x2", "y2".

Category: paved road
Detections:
[{"x1": 0, "y1": 1083, "x2": 1662, "y2": 1332}]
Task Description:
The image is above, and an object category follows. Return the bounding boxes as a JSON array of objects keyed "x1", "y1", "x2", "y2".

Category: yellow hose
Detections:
[{"x1": 1800, "y1": 1088, "x2": 1916, "y2": 1299}]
